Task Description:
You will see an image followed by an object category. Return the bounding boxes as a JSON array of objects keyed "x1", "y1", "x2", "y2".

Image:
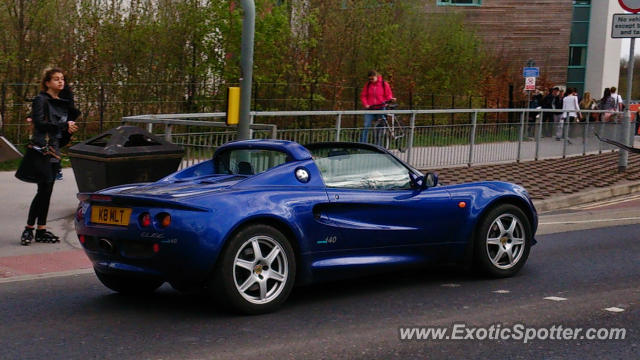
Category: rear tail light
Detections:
[
  {"x1": 139, "y1": 212, "x2": 152, "y2": 227},
  {"x1": 153, "y1": 243, "x2": 160, "y2": 253},
  {"x1": 157, "y1": 213, "x2": 171, "y2": 228},
  {"x1": 78, "y1": 234, "x2": 85, "y2": 244}
]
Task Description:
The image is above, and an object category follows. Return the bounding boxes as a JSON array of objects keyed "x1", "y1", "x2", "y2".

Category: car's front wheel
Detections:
[
  {"x1": 213, "y1": 224, "x2": 296, "y2": 314},
  {"x1": 94, "y1": 269, "x2": 164, "y2": 294},
  {"x1": 474, "y1": 204, "x2": 532, "y2": 277}
]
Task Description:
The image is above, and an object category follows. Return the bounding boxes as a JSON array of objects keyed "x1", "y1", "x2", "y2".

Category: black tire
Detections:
[
  {"x1": 94, "y1": 268, "x2": 164, "y2": 295},
  {"x1": 474, "y1": 204, "x2": 532, "y2": 278},
  {"x1": 212, "y1": 224, "x2": 296, "y2": 315}
]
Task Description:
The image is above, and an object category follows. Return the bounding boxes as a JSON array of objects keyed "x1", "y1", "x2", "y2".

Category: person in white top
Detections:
[
  {"x1": 610, "y1": 86, "x2": 624, "y2": 111},
  {"x1": 558, "y1": 87, "x2": 582, "y2": 140}
]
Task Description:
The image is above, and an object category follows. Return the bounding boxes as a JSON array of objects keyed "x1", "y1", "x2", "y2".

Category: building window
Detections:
[
  {"x1": 566, "y1": 1, "x2": 590, "y2": 95},
  {"x1": 568, "y1": 46, "x2": 587, "y2": 67},
  {"x1": 437, "y1": 0, "x2": 482, "y2": 6}
]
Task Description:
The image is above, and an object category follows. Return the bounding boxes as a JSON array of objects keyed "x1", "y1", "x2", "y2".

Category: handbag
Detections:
[{"x1": 15, "y1": 146, "x2": 54, "y2": 183}]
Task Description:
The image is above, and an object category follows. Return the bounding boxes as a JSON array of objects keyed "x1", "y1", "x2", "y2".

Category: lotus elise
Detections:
[{"x1": 74, "y1": 140, "x2": 537, "y2": 314}]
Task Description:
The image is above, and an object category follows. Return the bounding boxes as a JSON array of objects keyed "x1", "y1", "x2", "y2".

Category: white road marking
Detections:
[
  {"x1": 603, "y1": 307, "x2": 625, "y2": 313},
  {"x1": 0, "y1": 269, "x2": 93, "y2": 284},
  {"x1": 544, "y1": 296, "x2": 568, "y2": 301},
  {"x1": 441, "y1": 283, "x2": 461, "y2": 288},
  {"x1": 540, "y1": 217, "x2": 640, "y2": 225},
  {"x1": 493, "y1": 290, "x2": 510, "y2": 294}
]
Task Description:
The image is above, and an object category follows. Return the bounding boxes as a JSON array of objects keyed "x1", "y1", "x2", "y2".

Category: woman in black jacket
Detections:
[{"x1": 16, "y1": 68, "x2": 79, "y2": 245}]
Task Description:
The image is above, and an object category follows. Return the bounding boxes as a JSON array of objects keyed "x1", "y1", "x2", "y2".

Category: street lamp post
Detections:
[
  {"x1": 237, "y1": 0, "x2": 255, "y2": 140},
  {"x1": 619, "y1": 38, "x2": 635, "y2": 172}
]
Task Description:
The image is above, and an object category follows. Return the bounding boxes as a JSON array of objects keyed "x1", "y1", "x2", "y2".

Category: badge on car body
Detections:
[{"x1": 295, "y1": 167, "x2": 310, "y2": 183}]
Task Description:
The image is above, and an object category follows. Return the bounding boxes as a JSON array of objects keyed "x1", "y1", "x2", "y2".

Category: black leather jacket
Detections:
[{"x1": 30, "y1": 92, "x2": 79, "y2": 159}]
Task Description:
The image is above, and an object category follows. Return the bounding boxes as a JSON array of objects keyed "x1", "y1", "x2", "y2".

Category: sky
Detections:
[{"x1": 621, "y1": 38, "x2": 631, "y2": 59}]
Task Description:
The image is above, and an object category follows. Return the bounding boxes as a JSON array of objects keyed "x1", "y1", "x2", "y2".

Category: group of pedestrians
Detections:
[
  {"x1": 538, "y1": 86, "x2": 625, "y2": 141},
  {"x1": 360, "y1": 70, "x2": 630, "y2": 145}
]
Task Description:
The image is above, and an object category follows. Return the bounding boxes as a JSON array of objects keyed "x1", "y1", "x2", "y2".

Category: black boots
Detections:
[
  {"x1": 35, "y1": 229, "x2": 60, "y2": 243},
  {"x1": 20, "y1": 227, "x2": 34, "y2": 246}
]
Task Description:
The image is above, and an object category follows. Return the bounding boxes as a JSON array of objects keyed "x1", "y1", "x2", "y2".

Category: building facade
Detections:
[{"x1": 428, "y1": 0, "x2": 623, "y2": 97}]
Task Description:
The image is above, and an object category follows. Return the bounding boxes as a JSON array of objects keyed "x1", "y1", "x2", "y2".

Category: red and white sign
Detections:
[
  {"x1": 524, "y1": 77, "x2": 536, "y2": 91},
  {"x1": 619, "y1": 0, "x2": 640, "y2": 13}
]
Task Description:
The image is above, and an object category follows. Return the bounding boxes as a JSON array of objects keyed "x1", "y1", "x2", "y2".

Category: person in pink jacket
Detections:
[{"x1": 360, "y1": 70, "x2": 395, "y2": 143}]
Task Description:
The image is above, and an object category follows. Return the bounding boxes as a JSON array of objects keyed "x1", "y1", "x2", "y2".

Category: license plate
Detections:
[{"x1": 91, "y1": 206, "x2": 132, "y2": 226}]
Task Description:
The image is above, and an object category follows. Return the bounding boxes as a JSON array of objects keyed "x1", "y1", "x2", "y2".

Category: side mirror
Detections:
[
  {"x1": 411, "y1": 172, "x2": 438, "y2": 190},
  {"x1": 423, "y1": 172, "x2": 438, "y2": 189}
]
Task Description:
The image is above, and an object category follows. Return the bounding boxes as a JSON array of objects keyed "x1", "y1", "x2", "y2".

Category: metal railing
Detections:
[{"x1": 121, "y1": 108, "x2": 632, "y2": 169}]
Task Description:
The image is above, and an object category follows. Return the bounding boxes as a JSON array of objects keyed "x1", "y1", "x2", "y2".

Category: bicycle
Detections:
[{"x1": 368, "y1": 101, "x2": 408, "y2": 153}]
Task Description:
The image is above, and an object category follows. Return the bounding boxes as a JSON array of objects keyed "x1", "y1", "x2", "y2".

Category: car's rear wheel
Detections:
[
  {"x1": 94, "y1": 269, "x2": 164, "y2": 294},
  {"x1": 214, "y1": 224, "x2": 296, "y2": 315},
  {"x1": 474, "y1": 204, "x2": 531, "y2": 277}
]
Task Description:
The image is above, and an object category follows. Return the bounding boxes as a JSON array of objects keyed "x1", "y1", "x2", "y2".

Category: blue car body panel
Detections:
[{"x1": 75, "y1": 140, "x2": 537, "y2": 286}]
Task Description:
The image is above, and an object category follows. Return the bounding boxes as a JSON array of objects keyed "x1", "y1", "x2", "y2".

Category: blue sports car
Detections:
[{"x1": 75, "y1": 140, "x2": 537, "y2": 314}]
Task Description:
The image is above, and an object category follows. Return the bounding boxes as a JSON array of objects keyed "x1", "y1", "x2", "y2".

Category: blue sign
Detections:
[{"x1": 523, "y1": 67, "x2": 539, "y2": 78}]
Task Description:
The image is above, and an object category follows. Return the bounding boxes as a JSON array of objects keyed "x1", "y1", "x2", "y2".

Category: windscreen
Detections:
[{"x1": 309, "y1": 146, "x2": 412, "y2": 190}]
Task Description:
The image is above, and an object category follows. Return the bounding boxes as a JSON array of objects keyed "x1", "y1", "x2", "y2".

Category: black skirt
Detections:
[{"x1": 15, "y1": 147, "x2": 56, "y2": 183}]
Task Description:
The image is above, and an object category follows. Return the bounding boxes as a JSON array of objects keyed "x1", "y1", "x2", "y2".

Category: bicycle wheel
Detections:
[
  {"x1": 375, "y1": 116, "x2": 390, "y2": 148},
  {"x1": 393, "y1": 116, "x2": 408, "y2": 153}
]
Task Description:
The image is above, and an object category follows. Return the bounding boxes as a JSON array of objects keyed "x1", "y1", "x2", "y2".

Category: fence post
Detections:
[
  {"x1": 583, "y1": 114, "x2": 588, "y2": 156},
  {"x1": 407, "y1": 112, "x2": 416, "y2": 166},
  {"x1": 270, "y1": 124, "x2": 277, "y2": 139},
  {"x1": 612, "y1": 116, "x2": 619, "y2": 147},
  {"x1": 250, "y1": 115, "x2": 255, "y2": 139},
  {"x1": 535, "y1": 109, "x2": 543, "y2": 160},
  {"x1": 598, "y1": 120, "x2": 604, "y2": 154},
  {"x1": 164, "y1": 123, "x2": 172, "y2": 142},
  {"x1": 562, "y1": 118, "x2": 569, "y2": 158},
  {"x1": 468, "y1": 111, "x2": 478, "y2": 166},
  {"x1": 517, "y1": 111, "x2": 525, "y2": 162},
  {"x1": 335, "y1": 114, "x2": 342, "y2": 142}
]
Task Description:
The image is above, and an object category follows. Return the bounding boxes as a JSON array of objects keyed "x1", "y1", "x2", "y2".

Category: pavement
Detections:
[{"x1": 2, "y1": 149, "x2": 640, "y2": 281}]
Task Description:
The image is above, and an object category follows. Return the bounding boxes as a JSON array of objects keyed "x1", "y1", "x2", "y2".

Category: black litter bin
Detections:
[{"x1": 69, "y1": 125, "x2": 184, "y2": 192}]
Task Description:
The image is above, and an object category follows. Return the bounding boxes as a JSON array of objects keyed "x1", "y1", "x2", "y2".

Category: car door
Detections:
[
  {"x1": 323, "y1": 186, "x2": 457, "y2": 250},
  {"x1": 312, "y1": 146, "x2": 460, "y2": 251}
]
